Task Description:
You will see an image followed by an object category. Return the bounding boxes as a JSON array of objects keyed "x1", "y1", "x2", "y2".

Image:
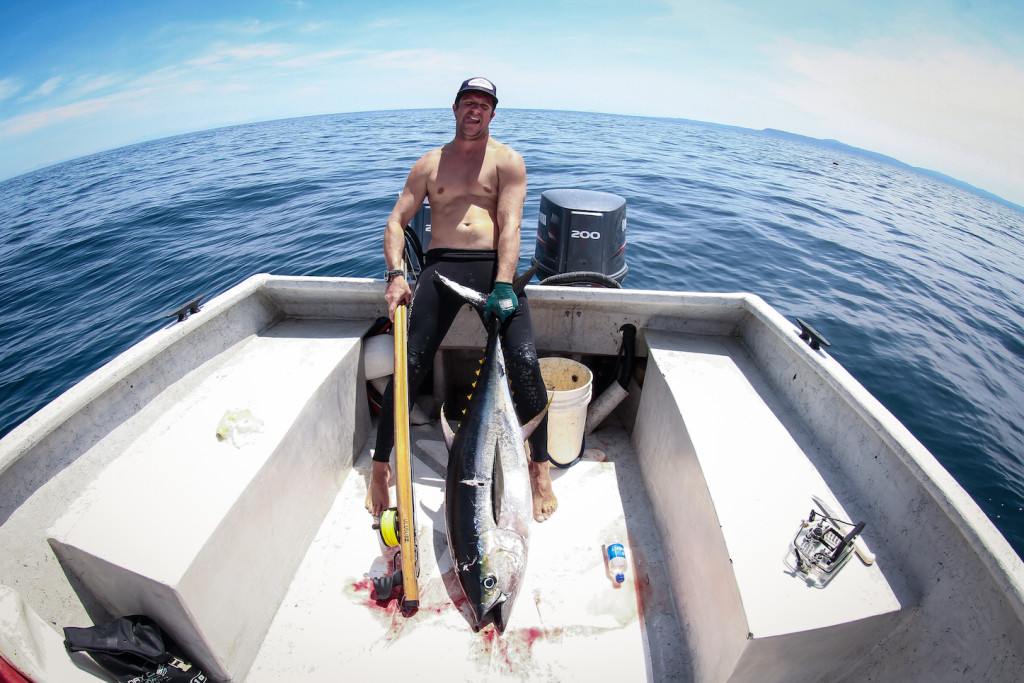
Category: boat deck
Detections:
[
  {"x1": 5, "y1": 276, "x2": 1024, "y2": 682},
  {"x1": 247, "y1": 418, "x2": 689, "y2": 681}
]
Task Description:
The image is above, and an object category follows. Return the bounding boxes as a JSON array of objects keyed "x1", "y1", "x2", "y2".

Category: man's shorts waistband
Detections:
[{"x1": 425, "y1": 248, "x2": 498, "y2": 265}]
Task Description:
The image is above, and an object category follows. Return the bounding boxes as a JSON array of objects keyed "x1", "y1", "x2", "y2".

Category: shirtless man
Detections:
[{"x1": 368, "y1": 77, "x2": 557, "y2": 523}]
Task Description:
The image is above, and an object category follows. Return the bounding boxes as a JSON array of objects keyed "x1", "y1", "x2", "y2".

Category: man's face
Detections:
[{"x1": 454, "y1": 92, "x2": 495, "y2": 137}]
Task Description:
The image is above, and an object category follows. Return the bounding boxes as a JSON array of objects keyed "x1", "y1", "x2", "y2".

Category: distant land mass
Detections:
[{"x1": 757, "y1": 127, "x2": 1023, "y2": 213}]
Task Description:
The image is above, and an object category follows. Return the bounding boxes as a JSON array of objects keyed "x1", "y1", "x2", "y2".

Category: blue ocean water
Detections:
[{"x1": 2, "y1": 109, "x2": 1023, "y2": 557}]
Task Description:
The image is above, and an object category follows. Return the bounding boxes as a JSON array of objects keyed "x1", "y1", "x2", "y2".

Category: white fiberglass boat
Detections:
[{"x1": 1, "y1": 191, "x2": 1022, "y2": 682}]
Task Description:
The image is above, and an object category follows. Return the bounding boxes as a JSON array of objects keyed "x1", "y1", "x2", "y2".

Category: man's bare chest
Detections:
[
  {"x1": 430, "y1": 165, "x2": 498, "y2": 200},
  {"x1": 429, "y1": 146, "x2": 500, "y2": 202}
]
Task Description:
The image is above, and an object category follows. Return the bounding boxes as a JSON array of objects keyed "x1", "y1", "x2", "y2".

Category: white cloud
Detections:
[
  {"x1": 210, "y1": 18, "x2": 283, "y2": 36},
  {"x1": 365, "y1": 18, "x2": 406, "y2": 30},
  {"x1": 768, "y1": 36, "x2": 1024, "y2": 204},
  {"x1": 72, "y1": 74, "x2": 125, "y2": 96},
  {"x1": 177, "y1": 83, "x2": 204, "y2": 95},
  {"x1": 0, "y1": 78, "x2": 22, "y2": 103},
  {"x1": 188, "y1": 43, "x2": 295, "y2": 67},
  {"x1": 0, "y1": 88, "x2": 156, "y2": 138},
  {"x1": 358, "y1": 49, "x2": 469, "y2": 74},
  {"x1": 10, "y1": 76, "x2": 63, "y2": 103},
  {"x1": 2, "y1": 7, "x2": 1020, "y2": 205},
  {"x1": 276, "y1": 48, "x2": 357, "y2": 69},
  {"x1": 778, "y1": 38, "x2": 1024, "y2": 127},
  {"x1": 129, "y1": 66, "x2": 190, "y2": 89},
  {"x1": 32, "y1": 76, "x2": 63, "y2": 98}
]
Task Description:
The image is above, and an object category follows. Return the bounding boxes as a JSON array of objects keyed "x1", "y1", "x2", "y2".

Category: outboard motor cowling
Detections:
[
  {"x1": 409, "y1": 202, "x2": 431, "y2": 246},
  {"x1": 532, "y1": 189, "x2": 627, "y2": 284}
]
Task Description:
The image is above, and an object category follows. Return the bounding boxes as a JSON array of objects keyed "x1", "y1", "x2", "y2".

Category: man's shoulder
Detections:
[
  {"x1": 487, "y1": 138, "x2": 524, "y2": 167},
  {"x1": 487, "y1": 137, "x2": 520, "y2": 155},
  {"x1": 411, "y1": 146, "x2": 443, "y2": 173},
  {"x1": 420, "y1": 145, "x2": 445, "y2": 163}
]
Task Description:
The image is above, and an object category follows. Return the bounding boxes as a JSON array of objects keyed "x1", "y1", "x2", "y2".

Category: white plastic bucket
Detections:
[
  {"x1": 362, "y1": 335, "x2": 395, "y2": 380},
  {"x1": 539, "y1": 357, "x2": 593, "y2": 467}
]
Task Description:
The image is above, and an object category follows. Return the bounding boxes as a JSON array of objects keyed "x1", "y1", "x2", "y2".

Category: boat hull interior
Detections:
[{"x1": 1, "y1": 274, "x2": 1023, "y2": 682}]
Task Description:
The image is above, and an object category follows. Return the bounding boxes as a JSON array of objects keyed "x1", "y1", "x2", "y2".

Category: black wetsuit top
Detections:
[{"x1": 374, "y1": 248, "x2": 550, "y2": 463}]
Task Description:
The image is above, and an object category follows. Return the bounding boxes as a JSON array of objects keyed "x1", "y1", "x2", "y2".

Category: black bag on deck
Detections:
[{"x1": 63, "y1": 615, "x2": 207, "y2": 683}]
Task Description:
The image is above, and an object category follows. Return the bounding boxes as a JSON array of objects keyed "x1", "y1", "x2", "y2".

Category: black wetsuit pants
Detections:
[{"x1": 374, "y1": 248, "x2": 550, "y2": 463}]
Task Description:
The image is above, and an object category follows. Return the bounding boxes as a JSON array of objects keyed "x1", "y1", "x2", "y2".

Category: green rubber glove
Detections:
[{"x1": 485, "y1": 281, "x2": 519, "y2": 324}]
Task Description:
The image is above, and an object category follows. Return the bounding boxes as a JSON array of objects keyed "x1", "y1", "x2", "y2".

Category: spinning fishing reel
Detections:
[{"x1": 790, "y1": 496, "x2": 869, "y2": 588}]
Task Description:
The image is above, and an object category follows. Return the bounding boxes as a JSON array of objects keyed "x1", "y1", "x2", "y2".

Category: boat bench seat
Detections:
[
  {"x1": 633, "y1": 329, "x2": 902, "y2": 683},
  {"x1": 48, "y1": 318, "x2": 370, "y2": 682}
]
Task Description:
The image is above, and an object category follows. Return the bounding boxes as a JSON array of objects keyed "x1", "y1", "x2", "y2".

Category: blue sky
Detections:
[{"x1": 2, "y1": 0, "x2": 1023, "y2": 205}]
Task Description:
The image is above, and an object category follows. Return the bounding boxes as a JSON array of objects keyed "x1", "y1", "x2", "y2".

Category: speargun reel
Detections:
[{"x1": 373, "y1": 507, "x2": 400, "y2": 548}]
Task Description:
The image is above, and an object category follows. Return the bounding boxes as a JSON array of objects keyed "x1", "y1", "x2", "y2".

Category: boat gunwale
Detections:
[{"x1": 735, "y1": 292, "x2": 1024, "y2": 622}]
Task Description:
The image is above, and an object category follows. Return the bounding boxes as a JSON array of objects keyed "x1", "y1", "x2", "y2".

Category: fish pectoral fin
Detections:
[
  {"x1": 492, "y1": 437, "x2": 504, "y2": 521},
  {"x1": 440, "y1": 404, "x2": 456, "y2": 450},
  {"x1": 433, "y1": 264, "x2": 536, "y2": 330},
  {"x1": 521, "y1": 395, "x2": 553, "y2": 441},
  {"x1": 434, "y1": 272, "x2": 487, "y2": 314}
]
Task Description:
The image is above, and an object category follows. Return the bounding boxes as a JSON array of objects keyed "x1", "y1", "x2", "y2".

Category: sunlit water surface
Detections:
[{"x1": 2, "y1": 109, "x2": 1023, "y2": 556}]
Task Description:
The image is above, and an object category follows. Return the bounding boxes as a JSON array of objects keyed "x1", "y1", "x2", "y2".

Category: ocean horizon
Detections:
[{"x1": 2, "y1": 108, "x2": 1023, "y2": 557}]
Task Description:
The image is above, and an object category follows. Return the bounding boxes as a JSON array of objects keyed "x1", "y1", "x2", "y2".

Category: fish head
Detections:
[{"x1": 463, "y1": 531, "x2": 527, "y2": 632}]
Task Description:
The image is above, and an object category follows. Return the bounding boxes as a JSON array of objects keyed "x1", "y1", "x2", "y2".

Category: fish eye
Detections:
[{"x1": 483, "y1": 575, "x2": 497, "y2": 589}]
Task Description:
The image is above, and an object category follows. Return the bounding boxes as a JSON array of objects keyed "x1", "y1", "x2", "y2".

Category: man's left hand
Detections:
[{"x1": 485, "y1": 281, "x2": 518, "y2": 324}]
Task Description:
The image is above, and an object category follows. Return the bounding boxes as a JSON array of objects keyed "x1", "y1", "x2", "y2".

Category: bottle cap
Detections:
[{"x1": 615, "y1": 573, "x2": 625, "y2": 584}]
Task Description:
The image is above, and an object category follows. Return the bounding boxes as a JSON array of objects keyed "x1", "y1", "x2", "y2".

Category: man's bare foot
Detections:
[
  {"x1": 529, "y1": 459, "x2": 558, "y2": 522},
  {"x1": 366, "y1": 461, "x2": 393, "y2": 516}
]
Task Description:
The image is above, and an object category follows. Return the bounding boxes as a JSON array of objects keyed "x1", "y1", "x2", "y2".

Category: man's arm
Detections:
[
  {"x1": 493, "y1": 147, "x2": 527, "y2": 282},
  {"x1": 383, "y1": 154, "x2": 432, "y2": 319}
]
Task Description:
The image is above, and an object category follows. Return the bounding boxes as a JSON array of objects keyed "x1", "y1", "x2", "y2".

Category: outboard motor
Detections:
[
  {"x1": 409, "y1": 201, "x2": 431, "y2": 246},
  {"x1": 532, "y1": 189, "x2": 628, "y2": 284},
  {"x1": 402, "y1": 202, "x2": 432, "y2": 278}
]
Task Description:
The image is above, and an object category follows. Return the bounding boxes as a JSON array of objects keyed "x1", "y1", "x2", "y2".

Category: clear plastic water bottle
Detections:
[{"x1": 607, "y1": 542, "x2": 627, "y2": 584}]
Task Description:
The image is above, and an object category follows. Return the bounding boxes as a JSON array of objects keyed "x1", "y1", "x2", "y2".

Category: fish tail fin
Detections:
[{"x1": 512, "y1": 263, "x2": 538, "y2": 295}]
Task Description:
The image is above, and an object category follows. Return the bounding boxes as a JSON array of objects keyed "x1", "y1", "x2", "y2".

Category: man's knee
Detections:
[{"x1": 406, "y1": 345, "x2": 433, "y2": 386}]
